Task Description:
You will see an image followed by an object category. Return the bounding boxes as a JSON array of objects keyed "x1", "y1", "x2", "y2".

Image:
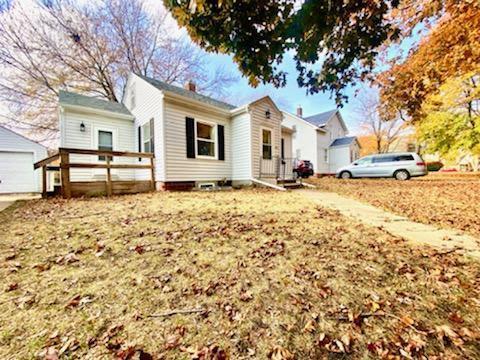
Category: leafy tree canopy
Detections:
[
  {"x1": 164, "y1": 0, "x2": 406, "y2": 104},
  {"x1": 378, "y1": 1, "x2": 480, "y2": 121},
  {"x1": 416, "y1": 73, "x2": 480, "y2": 162}
]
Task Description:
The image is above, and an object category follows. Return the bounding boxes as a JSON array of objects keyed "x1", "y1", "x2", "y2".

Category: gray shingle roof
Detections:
[
  {"x1": 138, "y1": 74, "x2": 236, "y2": 111},
  {"x1": 330, "y1": 136, "x2": 357, "y2": 147},
  {"x1": 303, "y1": 109, "x2": 338, "y2": 127},
  {"x1": 59, "y1": 90, "x2": 133, "y2": 117}
]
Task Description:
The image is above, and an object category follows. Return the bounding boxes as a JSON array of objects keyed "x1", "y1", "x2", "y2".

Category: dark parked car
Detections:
[{"x1": 294, "y1": 160, "x2": 314, "y2": 178}]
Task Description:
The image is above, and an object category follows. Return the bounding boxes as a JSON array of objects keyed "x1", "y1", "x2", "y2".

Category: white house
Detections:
[
  {"x1": 282, "y1": 107, "x2": 360, "y2": 175},
  {"x1": 0, "y1": 125, "x2": 48, "y2": 193},
  {"x1": 57, "y1": 72, "x2": 358, "y2": 191}
]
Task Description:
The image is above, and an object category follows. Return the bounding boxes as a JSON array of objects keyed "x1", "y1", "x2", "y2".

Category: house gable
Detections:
[
  {"x1": 0, "y1": 125, "x2": 47, "y2": 154},
  {"x1": 247, "y1": 96, "x2": 282, "y2": 178}
]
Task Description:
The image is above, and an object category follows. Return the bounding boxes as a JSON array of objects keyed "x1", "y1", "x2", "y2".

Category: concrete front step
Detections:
[{"x1": 282, "y1": 182, "x2": 304, "y2": 190}]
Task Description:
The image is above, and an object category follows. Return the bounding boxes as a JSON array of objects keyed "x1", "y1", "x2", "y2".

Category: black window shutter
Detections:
[
  {"x1": 218, "y1": 125, "x2": 225, "y2": 161},
  {"x1": 138, "y1": 126, "x2": 141, "y2": 161},
  {"x1": 150, "y1": 118, "x2": 155, "y2": 153},
  {"x1": 186, "y1": 117, "x2": 195, "y2": 158}
]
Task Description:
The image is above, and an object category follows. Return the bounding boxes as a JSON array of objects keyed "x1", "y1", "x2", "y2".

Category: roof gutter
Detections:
[
  {"x1": 162, "y1": 91, "x2": 232, "y2": 116},
  {"x1": 230, "y1": 105, "x2": 249, "y2": 116},
  {"x1": 59, "y1": 103, "x2": 134, "y2": 121}
]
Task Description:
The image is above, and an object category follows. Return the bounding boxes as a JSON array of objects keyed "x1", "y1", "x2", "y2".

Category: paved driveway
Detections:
[{"x1": 0, "y1": 194, "x2": 41, "y2": 212}]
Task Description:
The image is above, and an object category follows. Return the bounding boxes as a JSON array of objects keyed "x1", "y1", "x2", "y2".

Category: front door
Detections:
[
  {"x1": 94, "y1": 128, "x2": 116, "y2": 178},
  {"x1": 260, "y1": 128, "x2": 274, "y2": 177}
]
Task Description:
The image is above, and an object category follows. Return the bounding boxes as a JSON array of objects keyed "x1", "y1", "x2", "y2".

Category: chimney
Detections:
[
  {"x1": 296, "y1": 105, "x2": 303, "y2": 117},
  {"x1": 184, "y1": 80, "x2": 196, "y2": 92}
]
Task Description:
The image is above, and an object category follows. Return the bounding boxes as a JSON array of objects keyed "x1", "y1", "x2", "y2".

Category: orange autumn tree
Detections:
[{"x1": 378, "y1": 0, "x2": 480, "y2": 121}]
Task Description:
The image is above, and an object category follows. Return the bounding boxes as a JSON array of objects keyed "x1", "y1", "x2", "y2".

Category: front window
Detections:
[
  {"x1": 196, "y1": 121, "x2": 215, "y2": 157},
  {"x1": 98, "y1": 130, "x2": 113, "y2": 161},
  {"x1": 142, "y1": 120, "x2": 154, "y2": 153},
  {"x1": 262, "y1": 129, "x2": 272, "y2": 160}
]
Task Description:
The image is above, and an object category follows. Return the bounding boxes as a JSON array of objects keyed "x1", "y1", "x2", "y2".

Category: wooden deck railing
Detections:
[{"x1": 34, "y1": 147, "x2": 155, "y2": 198}]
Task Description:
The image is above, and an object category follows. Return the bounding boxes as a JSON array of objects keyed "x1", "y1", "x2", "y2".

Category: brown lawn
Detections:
[
  {"x1": 308, "y1": 172, "x2": 480, "y2": 238},
  {"x1": 1, "y1": 190, "x2": 480, "y2": 359}
]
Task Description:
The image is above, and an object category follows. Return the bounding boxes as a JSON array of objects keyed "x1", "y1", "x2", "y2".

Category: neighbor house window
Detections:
[
  {"x1": 324, "y1": 149, "x2": 328, "y2": 162},
  {"x1": 142, "y1": 119, "x2": 154, "y2": 153},
  {"x1": 98, "y1": 130, "x2": 113, "y2": 161},
  {"x1": 196, "y1": 121, "x2": 215, "y2": 157},
  {"x1": 262, "y1": 129, "x2": 272, "y2": 160}
]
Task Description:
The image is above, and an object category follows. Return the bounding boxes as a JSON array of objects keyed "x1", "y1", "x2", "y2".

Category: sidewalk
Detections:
[{"x1": 302, "y1": 190, "x2": 480, "y2": 259}]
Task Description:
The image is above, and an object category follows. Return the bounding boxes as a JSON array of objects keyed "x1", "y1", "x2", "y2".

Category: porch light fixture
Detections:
[
  {"x1": 80, "y1": 122, "x2": 86, "y2": 132},
  {"x1": 265, "y1": 108, "x2": 271, "y2": 119}
]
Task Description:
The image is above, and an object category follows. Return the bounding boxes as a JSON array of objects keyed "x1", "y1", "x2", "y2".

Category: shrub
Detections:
[{"x1": 427, "y1": 161, "x2": 444, "y2": 172}]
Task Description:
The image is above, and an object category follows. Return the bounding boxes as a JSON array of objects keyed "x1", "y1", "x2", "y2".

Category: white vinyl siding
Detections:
[
  {"x1": 60, "y1": 110, "x2": 135, "y2": 181},
  {"x1": 231, "y1": 111, "x2": 252, "y2": 180},
  {"x1": 124, "y1": 74, "x2": 165, "y2": 181},
  {"x1": 282, "y1": 112, "x2": 318, "y2": 172},
  {"x1": 316, "y1": 132, "x2": 331, "y2": 174},
  {"x1": 163, "y1": 99, "x2": 231, "y2": 181},
  {"x1": 328, "y1": 145, "x2": 351, "y2": 173}
]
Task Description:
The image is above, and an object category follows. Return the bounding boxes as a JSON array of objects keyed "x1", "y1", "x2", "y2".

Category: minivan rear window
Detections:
[
  {"x1": 373, "y1": 154, "x2": 415, "y2": 163},
  {"x1": 373, "y1": 156, "x2": 395, "y2": 163}
]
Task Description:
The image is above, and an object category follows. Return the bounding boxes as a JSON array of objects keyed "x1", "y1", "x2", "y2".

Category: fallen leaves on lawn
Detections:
[
  {"x1": 64, "y1": 294, "x2": 93, "y2": 309},
  {"x1": 268, "y1": 346, "x2": 294, "y2": 360},
  {"x1": 308, "y1": 175, "x2": 480, "y2": 236},
  {"x1": 2, "y1": 190, "x2": 480, "y2": 359}
]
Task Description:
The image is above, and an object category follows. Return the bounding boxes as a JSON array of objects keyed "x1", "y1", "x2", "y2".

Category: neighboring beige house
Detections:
[{"x1": 58, "y1": 73, "x2": 359, "y2": 190}]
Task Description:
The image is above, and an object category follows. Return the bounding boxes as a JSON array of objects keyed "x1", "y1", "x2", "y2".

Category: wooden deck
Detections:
[{"x1": 34, "y1": 148, "x2": 155, "y2": 198}]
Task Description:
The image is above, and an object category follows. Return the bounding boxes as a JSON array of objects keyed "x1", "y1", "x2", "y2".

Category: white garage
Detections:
[{"x1": 0, "y1": 125, "x2": 48, "y2": 194}]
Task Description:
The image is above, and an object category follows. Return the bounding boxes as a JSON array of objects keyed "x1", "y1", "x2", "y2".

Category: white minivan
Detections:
[{"x1": 336, "y1": 152, "x2": 428, "y2": 180}]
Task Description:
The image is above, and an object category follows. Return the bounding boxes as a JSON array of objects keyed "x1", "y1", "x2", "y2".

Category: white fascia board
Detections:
[
  {"x1": 281, "y1": 111, "x2": 327, "y2": 133},
  {"x1": 162, "y1": 91, "x2": 232, "y2": 117},
  {"x1": 60, "y1": 104, "x2": 135, "y2": 121}
]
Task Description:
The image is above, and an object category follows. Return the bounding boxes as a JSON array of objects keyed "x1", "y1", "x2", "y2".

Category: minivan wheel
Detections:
[
  {"x1": 340, "y1": 171, "x2": 352, "y2": 179},
  {"x1": 394, "y1": 169, "x2": 410, "y2": 181}
]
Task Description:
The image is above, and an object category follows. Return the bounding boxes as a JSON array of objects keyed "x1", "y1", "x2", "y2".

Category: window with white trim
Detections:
[
  {"x1": 98, "y1": 130, "x2": 113, "y2": 161},
  {"x1": 262, "y1": 129, "x2": 272, "y2": 160},
  {"x1": 196, "y1": 121, "x2": 215, "y2": 157},
  {"x1": 142, "y1": 120, "x2": 154, "y2": 153},
  {"x1": 324, "y1": 148, "x2": 328, "y2": 162}
]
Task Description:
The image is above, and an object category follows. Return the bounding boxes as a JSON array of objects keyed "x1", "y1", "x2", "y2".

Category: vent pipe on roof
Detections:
[
  {"x1": 296, "y1": 105, "x2": 303, "y2": 117},
  {"x1": 184, "y1": 80, "x2": 196, "y2": 92}
]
